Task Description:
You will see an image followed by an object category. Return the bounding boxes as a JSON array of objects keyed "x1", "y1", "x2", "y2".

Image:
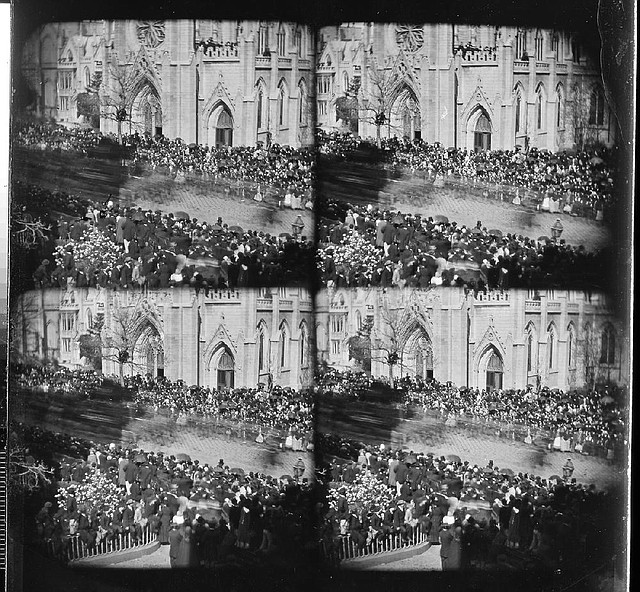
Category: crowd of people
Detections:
[
  {"x1": 12, "y1": 365, "x2": 314, "y2": 446},
  {"x1": 317, "y1": 130, "x2": 616, "y2": 220},
  {"x1": 317, "y1": 432, "x2": 620, "y2": 571},
  {"x1": 317, "y1": 202, "x2": 611, "y2": 289},
  {"x1": 13, "y1": 365, "x2": 108, "y2": 399},
  {"x1": 125, "y1": 375, "x2": 313, "y2": 441},
  {"x1": 14, "y1": 182, "x2": 313, "y2": 290},
  {"x1": 12, "y1": 422, "x2": 319, "y2": 568},
  {"x1": 15, "y1": 121, "x2": 102, "y2": 154},
  {"x1": 316, "y1": 370, "x2": 626, "y2": 461},
  {"x1": 16, "y1": 120, "x2": 315, "y2": 196}
]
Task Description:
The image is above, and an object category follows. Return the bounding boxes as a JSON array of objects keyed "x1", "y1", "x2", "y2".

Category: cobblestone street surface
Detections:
[
  {"x1": 13, "y1": 150, "x2": 313, "y2": 238},
  {"x1": 320, "y1": 162, "x2": 611, "y2": 251}
]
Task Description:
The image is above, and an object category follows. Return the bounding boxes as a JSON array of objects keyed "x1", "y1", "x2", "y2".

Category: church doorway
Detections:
[
  {"x1": 216, "y1": 349, "x2": 235, "y2": 389},
  {"x1": 390, "y1": 87, "x2": 421, "y2": 140},
  {"x1": 485, "y1": 350, "x2": 503, "y2": 390},
  {"x1": 215, "y1": 108, "x2": 234, "y2": 148},
  {"x1": 132, "y1": 325, "x2": 164, "y2": 377},
  {"x1": 474, "y1": 112, "x2": 492, "y2": 151},
  {"x1": 401, "y1": 328, "x2": 433, "y2": 380},
  {"x1": 132, "y1": 85, "x2": 162, "y2": 136},
  {"x1": 207, "y1": 104, "x2": 234, "y2": 148}
]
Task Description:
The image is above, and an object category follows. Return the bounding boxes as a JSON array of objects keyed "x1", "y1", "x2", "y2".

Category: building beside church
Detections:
[
  {"x1": 20, "y1": 20, "x2": 315, "y2": 147},
  {"x1": 315, "y1": 288, "x2": 627, "y2": 391},
  {"x1": 316, "y1": 23, "x2": 614, "y2": 150},
  {"x1": 12, "y1": 287, "x2": 314, "y2": 389}
]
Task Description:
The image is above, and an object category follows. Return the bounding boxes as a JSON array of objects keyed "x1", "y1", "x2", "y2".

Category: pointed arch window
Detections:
[
  {"x1": 600, "y1": 325, "x2": 615, "y2": 365},
  {"x1": 279, "y1": 323, "x2": 290, "y2": 369},
  {"x1": 536, "y1": 85, "x2": 545, "y2": 130},
  {"x1": 257, "y1": 88, "x2": 264, "y2": 130},
  {"x1": 534, "y1": 30, "x2": 544, "y2": 61},
  {"x1": 515, "y1": 92, "x2": 523, "y2": 133},
  {"x1": 277, "y1": 81, "x2": 288, "y2": 127},
  {"x1": 527, "y1": 332, "x2": 534, "y2": 372},
  {"x1": 589, "y1": 88, "x2": 605, "y2": 126},
  {"x1": 547, "y1": 325, "x2": 557, "y2": 369},
  {"x1": 258, "y1": 330, "x2": 266, "y2": 372},
  {"x1": 567, "y1": 326, "x2": 576, "y2": 369},
  {"x1": 516, "y1": 28, "x2": 527, "y2": 60},
  {"x1": 258, "y1": 22, "x2": 269, "y2": 55},
  {"x1": 299, "y1": 324, "x2": 308, "y2": 368},
  {"x1": 277, "y1": 26, "x2": 286, "y2": 56},
  {"x1": 556, "y1": 86, "x2": 564, "y2": 128},
  {"x1": 298, "y1": 82, "x2": 307, "y2": 125}
]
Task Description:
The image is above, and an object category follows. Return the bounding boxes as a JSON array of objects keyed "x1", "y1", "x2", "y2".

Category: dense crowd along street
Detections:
[
  {"x1": 316, "y1": 370, "x2": 627, "y2": 462},
  {"x1": 15, "y1": 121, "x2": 315, "y2": 194},
  {"x1": 13, "y1": 365, "x2": 314, "y2": 441},
  {"x1": 317, "y1": 431, "x2": 622, "y2": 572},
  {"x1": 13, "y1": 182, "x2": 314, "y2": 290},
  {"x1": 12, "y1": 421, "x2": 318, "y2": 568},
  {"x1": 317, "y1": 131, "x2": 616, "y2": 221},
  {"x1": 317, "y1": 202, "x2": 611, "y2": 289}
]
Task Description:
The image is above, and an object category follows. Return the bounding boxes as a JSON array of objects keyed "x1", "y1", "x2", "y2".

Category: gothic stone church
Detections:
[
  {"x1": 316, "y1": 23, "x2": 615, "y2": 151},
  {"x1": 316, "y1": 288, "x2": 627, "y2": 391},
  {"x1": 14, "y1": 287, "x2": 314, "y2": 390},
  {"x1": 21, "y1": 20, "x2": 316, "y2": 147}
]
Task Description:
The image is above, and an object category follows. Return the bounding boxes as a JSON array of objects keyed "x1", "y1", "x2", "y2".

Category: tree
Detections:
[
  {"x1": 100, "y1": 60, "x2": 139, "y2": 144},
  {"x1": 568, "y1": 81, "x2": 605, "y2": 151},
  {"x1": 77, "y1": 312, "x2": 105, "y2": 371},
  {"x1": 358, "y1": 59, "x2": 403, "y2": 147},
  {"x1": 76, "y1": 72, "x2": 102, "y2": 129},
  {"x1": 370, "y1": 299, "x2": 404, "y2": 388},
  {"x1": 335, "y1": 79, "x2": 361, "y2": 133},
  {"x1": 347, "y1": 316, "x2": 373, "y2": 372},
  {"x1": 100, "y1": 296, "x2": 159, "y2": 385}
]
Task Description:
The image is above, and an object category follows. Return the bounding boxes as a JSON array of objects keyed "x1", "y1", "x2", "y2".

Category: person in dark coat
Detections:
[
  {"x1": 168, "y1": 524, "x2": 183, "y2": 567},
  {"x1": 158, "y1": 503, "x2": 173, "y2": 544},
  {"x1": 175, "y1": 526, "x2": 199, "y2": 567}
]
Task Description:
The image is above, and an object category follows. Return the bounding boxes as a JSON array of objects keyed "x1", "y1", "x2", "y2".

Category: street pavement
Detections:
[
  {"x1": 12, "y1": 149, "x2": 313, "y2": 239},
  {"x1": 320, "y1": 162, "x2": 611, "y2": 251}
]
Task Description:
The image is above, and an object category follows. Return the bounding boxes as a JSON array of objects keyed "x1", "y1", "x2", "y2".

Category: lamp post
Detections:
[
  {"x1": 292, "y1": 214, "x2": 305, "y2": 238},
  {"x1": 551, "y1": 218, "x2": 564, "y2": 241}
]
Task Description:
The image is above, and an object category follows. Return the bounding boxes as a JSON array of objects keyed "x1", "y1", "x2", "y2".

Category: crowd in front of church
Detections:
[
  {"x1": 317, "y1": 202, "x2": 610, "y2": 290},
  {"x1": 317, "y1": 130, "x2": 616, "y2": 221},
  {"x1": 16, "y1": 120, "x2": 315, "y2": 202},
  {"x1": 13, "y1": 365, "x2": 314, "y2": 447},
  {"x1": 14, "y1": 421, "x2": 318, "y2": 568},
  {"x1": 316, "y1": 370, "x2": 626, "y2": 462},
  {"x1": 126, "y1": 374, "x2": 313, "y2": 442},
  {"x1": 15, "y1": 182, "x2": 313, "y2": 290},
  {"x1": 317, "y1": 431, "x2": 618, "y2": 571}
]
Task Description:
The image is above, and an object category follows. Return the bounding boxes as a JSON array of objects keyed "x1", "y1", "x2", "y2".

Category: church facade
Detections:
[
  {"x1": 316, "y1": 23, "x2": 614, "y2": 150},
  {"x1": 13, "y1": 287, "x2": 314, "y2": 389},
  {"x1": 20, "y1": 20, "x2": 316, "y2": 147},
  {"x1": 315, "y1": 288, "x2": 627, "y2": 391}
]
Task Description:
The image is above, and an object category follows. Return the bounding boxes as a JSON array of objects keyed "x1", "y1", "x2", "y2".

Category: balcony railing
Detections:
[
  {"x1": 202, "y1": 44, "x2": 239, "y2": 59},
  {"x1": 474, "y1": 291, "x2": 510, "y2": 302}
]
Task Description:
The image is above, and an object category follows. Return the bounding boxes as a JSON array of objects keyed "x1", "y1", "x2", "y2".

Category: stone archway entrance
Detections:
[
  {"x1": 132, "y1": 324, "x2": 164, "y2": 377},
  {"x1": 390, "y1": 87, "x2": 421, "y2": 140},
  {"x1": 485, "y1": 349, "x2": 503, "y2": 390},
  {"x1": 474, "y1": 112, "x2": 492, "y2": 151},
  {"x1": 401, "y1": 328, "x2": 433, "y2": 379},
  {"x1": 131, "y1": 84, "x2": 162, "y2": 136},
  {"x1": 209, "y1": 346, "x2": 235, "y2": 389},
  {"x1": 208, "y1": 104, "x2": 234, "y2": 148}
]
